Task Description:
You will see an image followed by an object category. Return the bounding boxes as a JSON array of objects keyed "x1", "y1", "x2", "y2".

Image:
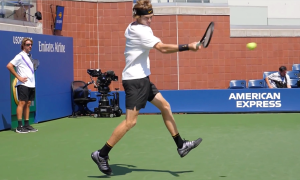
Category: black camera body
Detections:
[
  {"x1": 87, "y1": 69, "x2": 118, "y2": 94},
  {"x1": 87, "y1": 69, "x2": 122, "y2": 118}
]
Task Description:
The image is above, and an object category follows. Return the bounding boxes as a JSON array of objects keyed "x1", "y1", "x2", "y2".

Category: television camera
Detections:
[{"x1": 86, "y1": 69, "x2": 122, "y2": 118}]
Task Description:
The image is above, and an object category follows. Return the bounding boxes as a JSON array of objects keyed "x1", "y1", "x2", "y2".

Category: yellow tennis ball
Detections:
[{"x1": 246, "y1": 42, "x2": 257, "y2": 50}]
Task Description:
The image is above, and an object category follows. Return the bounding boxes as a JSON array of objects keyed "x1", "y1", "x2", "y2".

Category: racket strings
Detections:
[
  {"x1": 197, "y1": 21, "x2": 214, "y2": 48},
  {"x1": 204, "y1": 27, "x2": 212, "y2": 46}
]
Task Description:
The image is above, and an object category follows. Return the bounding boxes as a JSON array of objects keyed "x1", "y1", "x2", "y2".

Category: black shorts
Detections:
[
  {"x1": 122, "y1": 76, "x2": 159, "y2": 110},
  {"x1": 17, "y1": 85, "x2": 35, "y2": 101}
]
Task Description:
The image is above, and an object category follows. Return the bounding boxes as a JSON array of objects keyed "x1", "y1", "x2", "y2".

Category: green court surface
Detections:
[{"x1": 1, "y1": 113, "x2": 300, "y2": 180}]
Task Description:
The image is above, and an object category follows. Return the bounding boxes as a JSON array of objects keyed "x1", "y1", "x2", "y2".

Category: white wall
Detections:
[
  {"x1": 230, "y1": 6, "x2": 268, "y2": 25},
  {"x1": 228, "y1": 0, "x2": 300, "y2": 18},
  {"x1": 210, "y1": 0, "x2": 228, "y2": 3},
  {"x1": 268, "y1": 18, "x2": 300, "y2": 26}
]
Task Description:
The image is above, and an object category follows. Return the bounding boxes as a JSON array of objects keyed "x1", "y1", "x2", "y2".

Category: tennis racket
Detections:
[{"x1": 196, "y1": 21, "x2": 214, "y2": 49}]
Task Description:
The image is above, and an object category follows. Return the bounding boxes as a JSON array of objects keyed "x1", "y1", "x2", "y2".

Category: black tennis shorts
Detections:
[
  {"x1": 17, "y1": 85, "x2": 35, "y2": 101},
  {"x1": 122, "y1": 76, "x2": 159, "y2": 111}
]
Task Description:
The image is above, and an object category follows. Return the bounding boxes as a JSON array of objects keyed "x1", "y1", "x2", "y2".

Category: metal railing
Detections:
[
  {"x1": 0, "y1": 0, "x2": 37, "y2": 22},
  {"x1": 134, "y1": 0, "x2": 210, "y2": 3}
]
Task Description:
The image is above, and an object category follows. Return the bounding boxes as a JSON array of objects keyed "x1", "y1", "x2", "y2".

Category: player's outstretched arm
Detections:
[{"x1": 154, "y1": 42, "x2": 201, "y2": 54}]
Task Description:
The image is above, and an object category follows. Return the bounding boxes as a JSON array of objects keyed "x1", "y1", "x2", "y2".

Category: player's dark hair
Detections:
[
  {"x1": 132, "y1": 0, "x2": 153, "y2": 18},
  {"x1": 279, "y1": 66, "x2": 287, "y2": 72}
]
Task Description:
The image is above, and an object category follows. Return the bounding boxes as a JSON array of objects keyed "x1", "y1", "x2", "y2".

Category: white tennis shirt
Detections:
[
  {"x1": 267, "y1": 72, "x2": 290, "y2": 88},
  {"x1": 10, "y1": 51, "x2": 35, "y2": 88},
  {"x1": 122, "y1": 22, "x2": 161, "y2": 80}
]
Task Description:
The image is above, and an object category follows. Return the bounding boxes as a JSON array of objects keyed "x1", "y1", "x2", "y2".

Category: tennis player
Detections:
[{"x1": 91, "y1": 0, "x2": 202, "y2": 175}]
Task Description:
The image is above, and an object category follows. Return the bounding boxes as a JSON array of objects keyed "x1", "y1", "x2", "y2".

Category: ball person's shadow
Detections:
[{"x1": 88, "y1": 164, "x2": 193, "y2": 178}]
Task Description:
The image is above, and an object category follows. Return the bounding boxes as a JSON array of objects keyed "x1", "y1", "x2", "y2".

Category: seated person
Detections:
[{"x1": 265, "y1": 66, "x2": 291, "y2": 88}]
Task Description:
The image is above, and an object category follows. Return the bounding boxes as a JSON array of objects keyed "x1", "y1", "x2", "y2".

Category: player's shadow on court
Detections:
[{"x1": 88, "y1": 164, "x2": 193, "y2": 178}]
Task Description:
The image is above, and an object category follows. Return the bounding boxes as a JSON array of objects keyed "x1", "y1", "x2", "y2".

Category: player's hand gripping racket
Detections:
[{"x1": 196, "y1": 21, "x2": 214, "y2": 49}]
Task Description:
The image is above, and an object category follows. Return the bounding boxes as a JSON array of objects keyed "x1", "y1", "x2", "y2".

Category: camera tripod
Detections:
[{"x1": 93, "y1": 88, "x2": 122, "y2": 118}]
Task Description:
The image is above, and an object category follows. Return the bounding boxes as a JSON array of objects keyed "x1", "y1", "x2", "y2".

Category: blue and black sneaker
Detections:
[
  {"x1": 91, "y1": 150, "x2": 112, "y2": 175},
  {"x1": 177, "y1": 138, "x2": 203, "y2": 157}
]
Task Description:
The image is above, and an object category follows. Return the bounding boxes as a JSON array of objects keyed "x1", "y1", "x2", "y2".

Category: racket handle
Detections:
[{"x1": 196, "y1": 42, "x2": 201, "y2": 49}]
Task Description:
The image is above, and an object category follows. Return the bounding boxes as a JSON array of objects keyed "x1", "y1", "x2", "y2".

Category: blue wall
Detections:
[
  {"x1": 0, "y1": 30, "x2": 73, "y2": 130},
  {"x1": 87, "y1": 88, "x2": 300, "y2": 114}
]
